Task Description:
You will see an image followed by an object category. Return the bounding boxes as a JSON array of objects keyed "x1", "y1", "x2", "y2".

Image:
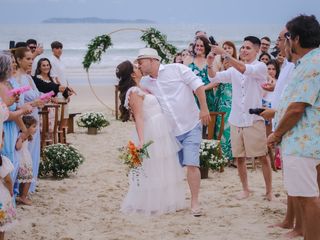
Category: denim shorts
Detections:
[{"x1": 176, "y1": 123, "x2": 202, "y2": 167}]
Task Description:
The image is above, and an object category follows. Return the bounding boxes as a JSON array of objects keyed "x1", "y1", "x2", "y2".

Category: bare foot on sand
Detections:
[
  {"x1": 236, "y1": 191, "x2": 252, "y2": 200},
  {"x1": 18, "y1": 197, "x2": 32, "y2": 206},
  {"x1": 283, "y1": 229, "x2": 303, "y2": 239},
  {"x1": 264, "y1": 192, "x2": 273, "y2": 201},
  {"x1": 268, "y1": 220, "x2": 293, "y2": 229}
]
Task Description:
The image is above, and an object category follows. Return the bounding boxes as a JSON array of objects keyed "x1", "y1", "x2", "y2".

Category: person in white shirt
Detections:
[
  {"x1": 260, "y1": 29, "x2": 301, "y2": 239},
  {"x1": 49, "y1": 41, "x2": 65, "y2": 85},
  {"x1": 137, "y1": 48, "x2": 210, "y2": 216},
  {"x1": 49, "y1": 41, "x2": 70, "y2": 124},
  {"x1": 207, "y1": 36, "x2": 273, "y2": 201}
]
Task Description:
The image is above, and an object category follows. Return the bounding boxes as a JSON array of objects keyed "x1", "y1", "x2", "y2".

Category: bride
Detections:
[{"x1": 116, "y1": 60, "x2": 186, "y2": 215}]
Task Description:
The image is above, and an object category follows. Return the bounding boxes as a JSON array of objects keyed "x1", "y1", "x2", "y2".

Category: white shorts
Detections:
[{"x1": 283, "y1": 155, "x2": 320, "y2": 197}]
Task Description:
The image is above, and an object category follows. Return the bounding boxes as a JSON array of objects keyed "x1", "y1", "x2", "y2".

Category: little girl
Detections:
[
  {"x1": 16, "y1": 116, "x2": 37, "y2": 205},
  {"x1": 0, "y1": 132, "x2": 17, "y2": 240}
]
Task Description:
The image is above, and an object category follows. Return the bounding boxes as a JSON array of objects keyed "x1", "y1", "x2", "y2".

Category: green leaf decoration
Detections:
[
  {"x1": 140, "y1": 27, "x2": 178, "y2": 63},
  {"x1": 82, "y1": 27, "x2": 178, "y2": 71},
  {"x1": 82, "y1": 34, "x2": 112, "y2": 71}
]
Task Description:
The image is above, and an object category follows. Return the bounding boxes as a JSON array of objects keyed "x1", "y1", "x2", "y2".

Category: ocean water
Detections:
[{"x1": 0, "y1": 23, "x2": 282, "y2": 85}]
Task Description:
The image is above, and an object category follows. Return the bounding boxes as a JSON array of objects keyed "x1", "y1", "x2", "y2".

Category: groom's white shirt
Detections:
[{"x1": 140, "y1": 63, "x2": 203, "y2": 136}]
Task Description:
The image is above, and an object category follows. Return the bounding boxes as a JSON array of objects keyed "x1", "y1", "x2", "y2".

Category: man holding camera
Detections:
[{"x1": 207, "y1": 36, "x2": 272, "y2": 201}]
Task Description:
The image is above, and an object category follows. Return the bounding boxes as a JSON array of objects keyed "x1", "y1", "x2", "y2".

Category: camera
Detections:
[
  {"x1": 209, "y1": 36, "x2": 217, "y2": 46},
  {"x1": 62, "y1": 87, "x2": 72, "y2": 99},
  {"x1": 249, "y1": 108, "x2": 265, "y2": 115},
  {"x1": 9, "y1": 40, "x2": 15, "y2": 49}
]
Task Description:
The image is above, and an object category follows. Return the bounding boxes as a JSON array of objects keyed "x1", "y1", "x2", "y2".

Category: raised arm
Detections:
[
  {"x1": 15, "y1": 132, "x2": 28, "y2": 151},
  {"x1": 211, "y1": 45, "x2": 246, "y2": 73},
  {"x1": 207, "y1": 52, "x2": 232, "y2": 88}
]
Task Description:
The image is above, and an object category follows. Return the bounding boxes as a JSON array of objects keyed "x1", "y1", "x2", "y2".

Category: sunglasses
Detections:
[{"x1": 284, "y1": 32, "x2": 291, "y2": 40}]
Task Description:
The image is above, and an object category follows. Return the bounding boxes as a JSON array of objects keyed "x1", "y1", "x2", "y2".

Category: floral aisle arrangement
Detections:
[
  {"x1": 200, "y1": 139, "x2": 228, "y2": 172},
  {"x1": 77, "y1": 112, "x2": 109, "y2": 132},
  {"x1": 39, "y1": 144, "x2": 85, "y2": 178}
]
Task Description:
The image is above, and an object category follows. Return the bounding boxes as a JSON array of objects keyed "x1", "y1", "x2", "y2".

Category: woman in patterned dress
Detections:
[{"x1": 187, "y1": 36, "x2": 216, "y2": 113}]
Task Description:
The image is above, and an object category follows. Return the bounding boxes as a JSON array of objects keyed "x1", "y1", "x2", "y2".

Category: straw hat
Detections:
[{"x1": 136, "y1": 48, "x2": 161, "y2": 61}]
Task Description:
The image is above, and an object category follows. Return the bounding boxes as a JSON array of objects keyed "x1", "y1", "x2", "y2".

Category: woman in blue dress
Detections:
[
  {"x1": 0, "y1": 53, "x2": 32, "y2": 196},
  {"x1": 14, "y1": 47, "x2": 44, "y2": 193}
]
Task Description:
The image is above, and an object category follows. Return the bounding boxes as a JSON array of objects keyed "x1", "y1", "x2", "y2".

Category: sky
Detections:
[{"x1": 0, "y1": 0, "x2": 319, "y2": 24}]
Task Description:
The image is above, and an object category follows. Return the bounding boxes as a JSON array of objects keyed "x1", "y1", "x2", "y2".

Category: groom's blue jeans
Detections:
[{"x1": 176, "y1": 123, "x2": 202, "y2": 167}]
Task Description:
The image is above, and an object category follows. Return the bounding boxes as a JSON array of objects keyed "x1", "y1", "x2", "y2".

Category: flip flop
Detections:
[{"x1": 191, "y1": 209, "x2": 202, "y2": 217}]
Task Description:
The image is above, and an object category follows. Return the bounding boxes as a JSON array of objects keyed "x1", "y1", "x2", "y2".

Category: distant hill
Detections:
[{"x1": 42, "y1": 17, "x2": 156, "y2": 24}]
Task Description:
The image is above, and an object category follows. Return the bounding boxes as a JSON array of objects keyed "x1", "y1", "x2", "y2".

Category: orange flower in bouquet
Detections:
[{"x1": 119, "y1": 140, "x2": 154, "y2": 170}]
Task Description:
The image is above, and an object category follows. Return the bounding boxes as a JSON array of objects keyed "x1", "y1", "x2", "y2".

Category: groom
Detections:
[{"x1": 137, "y1": 48, "x2": 210, "y2": 216}]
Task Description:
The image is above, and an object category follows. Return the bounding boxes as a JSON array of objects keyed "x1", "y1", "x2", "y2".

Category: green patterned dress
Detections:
[
  {"x1": 188, "y1": 63, "x2": 216, "y2": 112},
  {"x1": 214, "y1": 83, "x2": 233, "y2": 161}
]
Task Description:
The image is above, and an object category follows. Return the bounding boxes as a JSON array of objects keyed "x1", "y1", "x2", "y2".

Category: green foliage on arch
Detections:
[
  {"x1": 140, "y1": 27, "x2": 177, "y2": 64},
  {"x1": 83, "y1": 34, "x2": 112, "y2": 71},
  {"x1": 82, "y1": 28, "x2": 178, "y2": 71}
]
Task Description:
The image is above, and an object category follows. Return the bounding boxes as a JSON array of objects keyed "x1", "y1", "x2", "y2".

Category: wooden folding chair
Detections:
[
  {"x1": 57, "y1": 101, "x2": 68, "y2": 144},
  {"x1": 205, "y1": 112, "x2": 226, "y2": 158},
  {"x1": 39, "y1": 103, "x2": 60, "y2": 150},
  {"x1": 206, "y1": 112, "x2": 226, "y2": 141}
]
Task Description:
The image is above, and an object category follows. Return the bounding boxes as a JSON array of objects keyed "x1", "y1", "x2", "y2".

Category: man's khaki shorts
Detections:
[{"x1": 230, "y1": 121, "x2": 267, "y2": 158}]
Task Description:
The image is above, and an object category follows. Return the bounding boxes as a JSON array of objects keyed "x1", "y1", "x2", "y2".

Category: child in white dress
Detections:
[{"x1": 16, "y1": 116, "x2": 37, "y2": 205}]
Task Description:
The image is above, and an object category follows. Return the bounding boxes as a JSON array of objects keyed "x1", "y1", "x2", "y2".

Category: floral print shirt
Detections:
[{"x1": 274, "y1": 48, "x2": 320, "y2": 159}]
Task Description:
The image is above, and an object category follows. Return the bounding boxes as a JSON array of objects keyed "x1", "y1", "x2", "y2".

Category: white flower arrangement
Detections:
[
  {"x1": 199, "y1": 139, "x2": 228, "y2": 171},
  {"x1": 39, "y1": 143, "x2": 85, "y2": 178},
  {"x1": 77, "y1": 112, "x2": 109, "y2": 130}
]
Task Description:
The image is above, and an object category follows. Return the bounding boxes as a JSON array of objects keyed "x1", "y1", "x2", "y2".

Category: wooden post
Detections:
[{"x1": 115, "y1": 84, "x2": 119, "y2": 120}]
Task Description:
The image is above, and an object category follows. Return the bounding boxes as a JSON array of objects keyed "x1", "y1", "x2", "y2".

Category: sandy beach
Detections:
[{"x1": 7, "y1": 85, "x2": 301, "y2": 240}]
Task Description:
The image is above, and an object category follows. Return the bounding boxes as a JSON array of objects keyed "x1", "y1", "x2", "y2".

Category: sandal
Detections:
[{"x1": 191, "y1": 209, "x2": 202, "y2": 217}]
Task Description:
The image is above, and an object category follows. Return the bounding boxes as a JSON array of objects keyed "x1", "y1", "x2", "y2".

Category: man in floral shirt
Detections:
[{"x1": 268, "y1": 14, "x2": 320, "y2": 239}]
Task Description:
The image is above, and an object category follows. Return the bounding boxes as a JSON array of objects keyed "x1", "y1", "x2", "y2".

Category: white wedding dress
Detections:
[{"x1": 121, "y1": 87, "x2": 186, "y2": 215}]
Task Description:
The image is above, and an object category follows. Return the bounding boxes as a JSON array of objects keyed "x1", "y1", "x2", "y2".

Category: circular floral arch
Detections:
[{"x1": 82, "y1": 27, "x2": 178, "y2": 112}]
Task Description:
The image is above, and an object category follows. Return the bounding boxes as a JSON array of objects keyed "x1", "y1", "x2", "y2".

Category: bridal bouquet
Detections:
[{"x1": 119, "y1": 140, "x2": 154, "y2": 170}]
